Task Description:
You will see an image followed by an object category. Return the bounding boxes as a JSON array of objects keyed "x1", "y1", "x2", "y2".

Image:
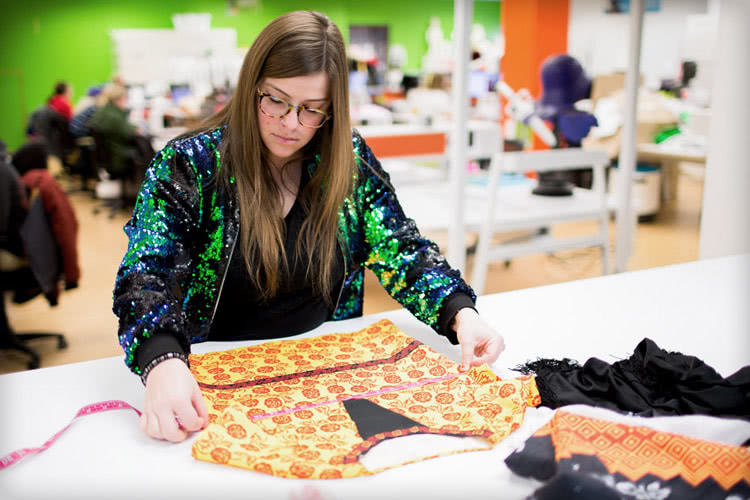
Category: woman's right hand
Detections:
[{"x1": 140, "y1": 358, "x2": 209, "y2": 442}]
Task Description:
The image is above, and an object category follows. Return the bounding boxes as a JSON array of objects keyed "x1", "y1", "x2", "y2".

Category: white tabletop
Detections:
[
  {"x1": 1, "y1": 255, "x2": 747, "y2": 499},
  {"x1": 637, "y1": 142, "x2": 707, "y2": 164},
  {"x1": 395, "y1": 180, "x2": 613, "y2": 233}
]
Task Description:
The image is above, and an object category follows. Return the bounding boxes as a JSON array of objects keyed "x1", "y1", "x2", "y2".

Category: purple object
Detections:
[
  {"x1": 87, "y1": 85, "x2": 104, "y2": 97},
  {"x1": 558, "y1": 111, "x2": 598, "y2": 145},
  {"x1": 537, "y1": 55, "x2": 591, "y2": 120}
]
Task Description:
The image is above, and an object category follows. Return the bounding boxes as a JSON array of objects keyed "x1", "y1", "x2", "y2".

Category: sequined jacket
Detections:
[{"x1": 113, "y1": 128, "x2": 476, "y2": 374}]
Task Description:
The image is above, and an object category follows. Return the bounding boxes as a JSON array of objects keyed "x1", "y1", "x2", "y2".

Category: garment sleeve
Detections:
[
  {"x1": 353, "y1": 131, "x2": 477, "y2": 344},
  {"x1": 437, "y1": 292, "x2": 477, "y2": 342},
  {"x1": 37, "y1": 172, "x2": 80, "y2": 287},
  {"x1": 112, "y1": 144, "x2": 201, "y2": 374}
]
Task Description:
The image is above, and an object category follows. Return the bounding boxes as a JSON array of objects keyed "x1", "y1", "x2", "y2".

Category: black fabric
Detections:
[
  {"x1": 516, "y1": 338, "x2": 750, "y2": 420},
  {"x1": 135, "y1": 334, "x2": 185, "y2": 373},
  {"x1": 208, "y1": 166, "x2": 344, "y2": 342},
  {"x1": 342, "y1": 398, "x2": 423, "y2": 441},
  {"x1": 19, "y1": 196, "x2": 60, "y2": 306},
  {"x1": 504, "y1": 434, "x2": 558, "y2": 482},
  {"x1": 526, "y1": 473, "x2": 620, "y2": 500},
  {"x1": 506, "y1": 433, "x2": 750, "y2": 500}
]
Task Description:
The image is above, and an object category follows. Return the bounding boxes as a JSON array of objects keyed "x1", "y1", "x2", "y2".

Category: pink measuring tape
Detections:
[{"x1": 0, "y1": 400, "x2": 141, "y2": 470}]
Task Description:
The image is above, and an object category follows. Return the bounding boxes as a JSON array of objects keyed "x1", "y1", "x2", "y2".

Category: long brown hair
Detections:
[{"x1": 198, "y1": 10, "x2": 354, "y2": 302}]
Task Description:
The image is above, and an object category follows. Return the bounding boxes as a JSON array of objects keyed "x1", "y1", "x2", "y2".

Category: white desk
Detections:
[
  {"x1": 1, "y1": 255, "x2": 747, "y2": 499},
  {"x1": 395, "y1": 180, "x2": 615, "y2": 234},
  {"x1": 637, "y1": 142, "x2": 707, "y2": 201}
]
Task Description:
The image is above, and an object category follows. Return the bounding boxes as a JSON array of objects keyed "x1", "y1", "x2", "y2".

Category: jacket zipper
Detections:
[
  {"x1": 305, "y1": 160, "x2": 347, "y2": 317},
  {"x1": 210, "y1": 232, "x2": 237, "y2": 325},
  {"x1": 332, "y1": 237, "x2": 347, "y2": 316}
]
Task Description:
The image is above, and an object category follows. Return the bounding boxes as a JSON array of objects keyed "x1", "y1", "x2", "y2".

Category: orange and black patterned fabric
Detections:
[
  {"x1": 190, "y1": 319, "x2": 540, "y2": 479},
  {"x1": 505, "y1": 410, "x2": 750, "y2": 499}
]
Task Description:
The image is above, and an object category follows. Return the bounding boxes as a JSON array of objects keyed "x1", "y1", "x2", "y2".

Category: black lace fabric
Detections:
[{"x1": 516, "y1": 338, "x2": 750, "y2": 420}]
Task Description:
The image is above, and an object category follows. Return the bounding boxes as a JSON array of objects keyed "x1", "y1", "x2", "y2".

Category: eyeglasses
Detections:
[{"x1": 256, "y1": 89, "x2": 331, "y2": 129}]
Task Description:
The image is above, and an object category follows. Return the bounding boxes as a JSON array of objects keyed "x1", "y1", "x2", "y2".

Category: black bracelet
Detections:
[{"x1": 140, "y1": 352, "x2": 189, "y2": 386}]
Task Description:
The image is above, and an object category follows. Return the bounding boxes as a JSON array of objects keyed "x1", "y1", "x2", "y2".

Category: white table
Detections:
[
  {"x1": 1, "y1": 255, "x2": 747, "y2": 499},
  {"x1": 637, "y1": 142, "x2": 707, "y2": 201},
  {"x1": 396, "y1": 179, "x2": 615, "y2": 234}
]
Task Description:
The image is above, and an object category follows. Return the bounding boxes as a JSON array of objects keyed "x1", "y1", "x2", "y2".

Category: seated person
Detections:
[
  {"x1": 70, "y1": 85, "x2": 104, "y2": 138},
  {"x1": 88, "y1": 85, "x2": 154, "y2": 179},
  {"x1": 48, "y1": 81, "x2": 73, "y2": 121}
]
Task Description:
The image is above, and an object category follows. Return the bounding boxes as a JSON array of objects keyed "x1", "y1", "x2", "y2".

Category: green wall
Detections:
[{"x1": 0, "y1": 0, "x2": 500, "y2": 150}]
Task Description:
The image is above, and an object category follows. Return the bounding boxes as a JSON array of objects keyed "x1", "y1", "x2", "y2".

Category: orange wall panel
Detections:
[
  {"x1": 501, "y1": 0, "x2": 569, "y2": 150},
  {"x1": 363, "y1": 133, "x2": 446, "y2": 158}
]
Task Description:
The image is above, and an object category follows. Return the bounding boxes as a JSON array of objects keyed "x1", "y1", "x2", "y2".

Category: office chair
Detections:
[
  {"x1": 1, "y1": 273, "x2": 68, "y2": 370},
  {"x1": 26, "y1": 106, "x2": 76, "y2": 168},
  {"x1": 90, "y1": 129, "x2": 127, "y2": 218},
  {"x1": 63, "y1": 136, "x2": 98, "y2": 196},
  {"x1": 0, "y1": 164, "x2": 68, "y2": 369}
]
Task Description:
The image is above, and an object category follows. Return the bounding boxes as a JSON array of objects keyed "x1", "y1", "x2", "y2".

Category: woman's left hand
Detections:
[{"x1": 453, "y1": 308, "x2": 505, "y2": 371}]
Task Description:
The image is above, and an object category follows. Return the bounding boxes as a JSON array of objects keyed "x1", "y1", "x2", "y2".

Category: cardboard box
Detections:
[{"x1": 591, "y1": 72, "x2": 627, "y2": 105}]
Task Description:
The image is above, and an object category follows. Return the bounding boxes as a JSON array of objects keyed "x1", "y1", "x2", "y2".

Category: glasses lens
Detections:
[
  {"x1": 260, "y1": 92, "x2": 328, "y2": 128},
  {"x1": 299, "y1": 109, "x2": 327, "y2": 128},
  {"x1": 260, "y1": 95, "x2": 289, "y2": 117}
]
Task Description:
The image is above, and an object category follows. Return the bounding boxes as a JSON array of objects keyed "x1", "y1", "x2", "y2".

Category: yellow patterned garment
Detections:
[{"x1": 190, "y1": 319, "x2": 540, "y2": 479}]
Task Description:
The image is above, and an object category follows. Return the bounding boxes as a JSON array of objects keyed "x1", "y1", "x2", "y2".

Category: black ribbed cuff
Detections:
[
  {"x1": 135, "y1": 335, "x2": 187, "y2": 374},
  {"x1": 140, "y1": 352, "x2": 189, "y2": 386},
  {"x1": 438, "y1": 292, "x2": 476, "y2": 344}
]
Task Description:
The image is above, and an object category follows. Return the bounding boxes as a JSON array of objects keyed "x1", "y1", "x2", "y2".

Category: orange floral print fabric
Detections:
[{"x1": 190, "y1": 319, "x2": 540, "y2": 479}]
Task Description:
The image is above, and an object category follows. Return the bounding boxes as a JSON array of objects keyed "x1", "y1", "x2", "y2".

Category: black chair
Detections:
[
  {"x1": 90, "y1": 129, "x2": 127, "y2": 218},
  {"x1": 0, "y1": 162, "x2": 68, "y2": 370},
  {"x1": 64, "y1": 136, "x2": 98, "y2": 196},
  {"x1": 26, "y1": 106, "x2": 75, "y2": 166},
  {"x1": 1, "y1": 273, "x2": 68, "y2": 370}
]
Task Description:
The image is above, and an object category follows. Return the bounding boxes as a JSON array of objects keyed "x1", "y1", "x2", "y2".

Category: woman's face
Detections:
[{"x1": 257, "y1": 72, "x2": 330, "y2": 167}]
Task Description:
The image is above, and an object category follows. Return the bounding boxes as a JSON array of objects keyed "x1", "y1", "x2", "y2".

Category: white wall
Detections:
[
  {"x1": 699, "y1": 0, "x2": 750, "y2": 259},
  {"x1": 568, "y1": 0, "x2": 709, "y2": 85}
]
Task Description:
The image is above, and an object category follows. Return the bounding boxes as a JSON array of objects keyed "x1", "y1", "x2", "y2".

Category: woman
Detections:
[
  {"x1": 89, "y1": 84, "x2": 155, "y2": 180},
  {"x1": 113, "y1": 11, "x2": 505, "y2": 443},
  {"x1": 48, "y1": 81, "x2": 73, "y2": 121}
]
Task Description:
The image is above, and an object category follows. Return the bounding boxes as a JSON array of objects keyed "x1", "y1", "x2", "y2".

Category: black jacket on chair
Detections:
[
  {"x1": 19, "y1": 195, "x2": 60, "y2": 305},
  {"x1": 0, "y1": 158, "x2": 69, "y2": 369}
]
